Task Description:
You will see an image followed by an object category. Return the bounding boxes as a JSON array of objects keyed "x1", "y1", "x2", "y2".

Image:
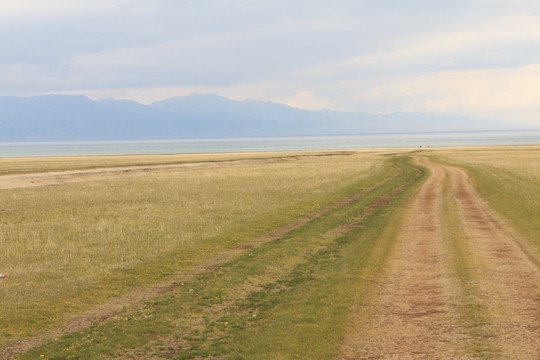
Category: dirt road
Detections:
[
  {"x1": 0, "y1": 161, "x2": 249, "y2": 189},
  {"x1": 341, "y1": 157, "x2": 540, "y2": 359},
  {"x1": 0, "y1": 153, "x2": 350, "y2": 190},
  {"x1": 450, "y1": 164, "x2": 540, "y2": 358}
]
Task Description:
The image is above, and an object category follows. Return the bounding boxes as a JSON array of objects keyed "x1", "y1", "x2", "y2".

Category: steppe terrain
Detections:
[{"x1": 1, "y1": 146, "x2": 538, "y2": 359}]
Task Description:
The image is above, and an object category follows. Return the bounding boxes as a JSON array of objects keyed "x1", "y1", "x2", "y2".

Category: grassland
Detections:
[
  {"x1": 2, "y1": 146, "x2": 539, "y2": 359},
  {"x1": 1, "y1": 150, "x2": 418, "y2": 356},
  {"x1": 0, "y1": 151, "x2": 351, "y2": 175}
]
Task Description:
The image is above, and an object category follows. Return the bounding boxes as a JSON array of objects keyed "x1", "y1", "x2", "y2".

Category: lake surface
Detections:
[{"x1": 1, "y1": 130, "x2": 540, "y2": 158}]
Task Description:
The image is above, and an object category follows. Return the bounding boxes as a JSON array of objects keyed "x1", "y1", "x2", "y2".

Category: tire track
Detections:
[
  {"x1": 448, "y1": 164, "x2": 540, "y2": 359},
  {"x1": 0, "y1": 153, "x2": 352, "y2": 190},
  {"x1": 341, "y1": 157, "x2": 464, "y2": 359},
  {"x1": 341, "y1": 157, "x2": 540, "y2": 359}
]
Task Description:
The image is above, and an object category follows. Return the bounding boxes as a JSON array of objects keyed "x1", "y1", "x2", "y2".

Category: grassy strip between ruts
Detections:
[
  {"x1": 438, "y1": 164, "x2": 498, "y2": 359},
  {"x1": 17, "y1": 156, "x2": 424, "y2": 359}
]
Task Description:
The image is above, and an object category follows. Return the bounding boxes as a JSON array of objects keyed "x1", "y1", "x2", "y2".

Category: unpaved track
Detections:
[
  {"x1": 449, "y1": 164, "x2": 540, "y2": 359},
  {"x1": 341, "y1": 157, "x2": 540, "y2": 359},
  {"x1": 341, "y1": 157, "x2": 463, "y2": 359},
  {"x1": 0, "y1": 153, "x2": 352, "y2": 190},
  {"x1": 0, "y1": 160, "x2": 252, "y2": 189}
]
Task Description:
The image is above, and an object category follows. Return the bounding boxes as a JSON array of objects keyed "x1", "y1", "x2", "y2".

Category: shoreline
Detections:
[{"x1": 2, "y1": 130, "x2": 540, "y2": 158}]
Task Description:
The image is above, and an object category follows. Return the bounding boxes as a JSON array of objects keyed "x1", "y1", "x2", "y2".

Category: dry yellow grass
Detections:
[
  {"x1": 431, "y1": 145, "x2": 540, "y2": 179},
  {"x1": 0, "y1": 150, "x2": 385, "y2": 345},
  {"x1": 0, "y1": 150, "x2": 351, "y2": 175}
]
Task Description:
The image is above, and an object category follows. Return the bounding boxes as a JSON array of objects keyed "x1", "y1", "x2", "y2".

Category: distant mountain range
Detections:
[{"x1": 0, "y1": 93, "x2": 521, "y2": 142}]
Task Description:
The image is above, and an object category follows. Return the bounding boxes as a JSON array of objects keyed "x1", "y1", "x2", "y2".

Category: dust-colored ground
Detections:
[{"x1": 340, "y1": 157, "x2": 540, "y2": 359}]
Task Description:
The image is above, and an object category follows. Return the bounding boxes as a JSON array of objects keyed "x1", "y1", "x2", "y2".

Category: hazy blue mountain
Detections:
[
  {"x1": 150, "y1": 94, "x2": 316, "y2": 136},
  {"x1": 150, "y1": 94, "x2": 515, "y2": 135},
  {"x1": 0, "y1": 93, "x2": 520, "y2": 142},
  {"x1": 0, "y1": 95, "x2": 194, "y2": 141}
]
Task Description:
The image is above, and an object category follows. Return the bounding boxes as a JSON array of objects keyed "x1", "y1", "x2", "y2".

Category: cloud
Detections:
[
  {"x1": 1, "y1": 0, "x2": 540, "y2": 125},
  {"x1": 269, "y1": 64, "x2": 540, "y2": 125}
]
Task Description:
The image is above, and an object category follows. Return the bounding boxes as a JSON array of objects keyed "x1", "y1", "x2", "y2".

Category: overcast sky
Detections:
[{"x1": 1, "y1": 0, "x2": 540, "y2": 125}]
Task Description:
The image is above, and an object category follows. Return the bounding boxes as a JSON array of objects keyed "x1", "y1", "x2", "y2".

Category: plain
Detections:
[{"x1": 1, "y1": 146, "x2": 539, "y2": 359}]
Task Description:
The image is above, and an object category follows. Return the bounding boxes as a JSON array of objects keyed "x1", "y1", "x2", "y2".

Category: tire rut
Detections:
[
  {"x1": 341, "y1": 157, "x2": 464, "y2": 359},
  {"x1": 0, "y1": 153, "x2": 352, "y2": 190},
  {"x1": 341, "y1": 157, "x2": 540, "y2": 359},
  {"x1": 447, "y1": 164, "x2": 540, "y2": 359}
]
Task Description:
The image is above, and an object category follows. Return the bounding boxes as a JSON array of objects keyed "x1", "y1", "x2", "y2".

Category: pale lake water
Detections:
[{"x1": 1, "y1": 130, "x2": 540, "y2": 158}]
